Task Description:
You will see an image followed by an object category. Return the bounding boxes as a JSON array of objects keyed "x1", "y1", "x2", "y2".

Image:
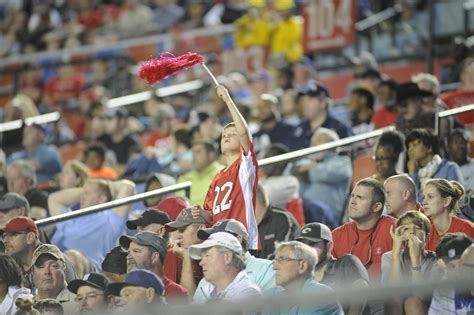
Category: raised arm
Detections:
[
  {"x1": 48, "y1": 188, "x2": 83, "y2": 217},
  {"x1": 216, "y1": 85, "x2": 252, "y2": 153},
  {"x1": 108, "y1": 179, "x2": 136, "y2": 217}
]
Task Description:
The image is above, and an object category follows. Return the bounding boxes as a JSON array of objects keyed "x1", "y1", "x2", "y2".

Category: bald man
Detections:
[{"x1": 384, "y1": 174, "x2": 422, "y2": 218}]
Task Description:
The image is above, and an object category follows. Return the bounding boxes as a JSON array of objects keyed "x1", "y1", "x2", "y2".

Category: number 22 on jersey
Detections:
[{"x1": 212, "y1": 182, "x2": 233, "y2": 215}]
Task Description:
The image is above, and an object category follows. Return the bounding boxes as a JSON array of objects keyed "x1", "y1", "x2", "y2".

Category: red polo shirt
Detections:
[{"x1": 427, "y1": 216, "x2": 474, "y2": 251}]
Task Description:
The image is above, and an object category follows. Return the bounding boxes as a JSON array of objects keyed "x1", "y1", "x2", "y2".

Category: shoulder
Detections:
[
  {"x1": 304, "y1": 279, "x2": 334, "y2": 293},
  {"x1": 452, "y1": 216, "x2": 474, "y2": 229},
  {"x1": 332, "y1": 221, "x2": 355, "y2": 236},
  {"x1": 380, "y1": 215, "x2": 397, "y2": 227}
]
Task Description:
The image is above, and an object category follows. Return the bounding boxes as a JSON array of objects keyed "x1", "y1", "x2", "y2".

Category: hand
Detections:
[
  {"x1": 407, "y1": 158, "x2": 417, "y2": 175},
  {"x1": 215, "y1": 85, "x2": 230, "y2": 101},
  {"x1": 407, "y1": 234, "x2": 424, "y2": 267},
  {"x1": 191, "y1": 204, "x2": 212, "y2": 222},
  {"x1": 172, "y1": 240, "x2": 187, "y2": 258},
  {"x1": 295, "y1": 162, "x2": 315, "y2": 173},
  {"x1": 390, "y1": 225, "x2": 408, "y2": 255}
]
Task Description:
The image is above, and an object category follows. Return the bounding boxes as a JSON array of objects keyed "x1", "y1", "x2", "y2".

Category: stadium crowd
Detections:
[{"x1": 1, "y1": 0, "x2": 474, "y2": 314}]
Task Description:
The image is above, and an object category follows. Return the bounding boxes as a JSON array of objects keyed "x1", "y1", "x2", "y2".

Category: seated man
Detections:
[
  {"x1": 49, "y1": 178, "x2": 135, "y2": 270},
  {"x1": 67, "y1": 273, "x2": 110, "y2": 314},
  {"x1": 269, "y1": 241, "x2": 343, "y2": 314},
  {"x1": 384, "y1": 174, "x2": 422, "y2": 218},
  {"x1": 32, "y1": 244, "x2": 76, "y2": 314},
  {"x1": 189, "y1": 232, "x2": 262, "y2": 302},
  {"x1": 127, "y1": 208, "x2": 171, "y2": 236},
  {"x1": 0, "y1": 193, "x2": 30, "y2": 226},
  {"x1": 107, "y1": 269, "x2": 164, "y2": 311},
  {"x1": 101, "y1": 246, "x2": 127, "y2": 282}
]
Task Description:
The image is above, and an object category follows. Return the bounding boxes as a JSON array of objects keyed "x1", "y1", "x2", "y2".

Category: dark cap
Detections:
[
  {"x1": 0, "y1": 193, "x2": 30, "y2": 212},
  {"x1": 197, "y1": 219, "x2": 248, "y2": 242},
  {"x1": 358, "y1": 67, "x2": 382, "y2": 80},
  {"x1": 102, "y1": 246, "x2": 127, "y2": 274},
  {"x1": 68, "y1": 272, "x2": 109, "y2": 294},
  {"x1": 0, "y1": 216, "x2": 38, "y2": 237},
  {"x1": 296, "y1": 223, "x2": 332, "y2": 243},
  {"x1": 396, "y1": 82, "x2": 433, "y2": 105},
  {"x1": 107, "y1": 269, "x2": 164, "y2": 297},
  {"x1": 164, "y1": 207, "x2": 211, "y2": 232},
  {"x1": 298, "y1": 80, "x2": 330, "y2": 98},
  {"x1": 119, "y1": 232, "x2": 167, "y2": 260},
  {"x1": 126, "y1": 209, "x2": 171, "y2": 230},
  {"x1": 436, "y1": 233, "x2": 472, "y2": 263}
]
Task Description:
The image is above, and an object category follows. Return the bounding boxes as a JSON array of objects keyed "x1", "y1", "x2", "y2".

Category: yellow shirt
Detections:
[{"x1": 270, "y1": 16, "x2": 303, "y2": 62}]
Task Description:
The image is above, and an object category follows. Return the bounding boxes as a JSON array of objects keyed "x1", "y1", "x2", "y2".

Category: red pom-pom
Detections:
[{"x1": 138, "y1": 52, "x2": 204, "y2": 85}]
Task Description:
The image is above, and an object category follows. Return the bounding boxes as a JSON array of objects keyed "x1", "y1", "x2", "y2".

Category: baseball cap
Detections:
[
  {"x1": 32, "y1": 244, "x2": 65, "y2": 266},
  {"x1": 298, "y1": 80, "x2": 330, "y2": 98},
  {"x1": 156, "y1": 196, "x2": 189, "y2": 221},
  {"x1": 0, "y1": 193, "x2": 30, "y2": 212},
  {"x1": 107, "y1": 269, "x2": 164, "y2": 297},
  {"x1": 197, "y1": 219, "x2": 248, "y2": 242},
  {"x1": 0, "y1": 216, "x2": 38, "y2": 237},
  {"x1": 164, "y1": 207, "x2": 211, "y2": 232},
  {"x1": 68, "y1": 272, "x2": 109, "y2": 294},
  {"x1": 436, "y1": 233, "x2": 472, "y2": 263},
  {"x1": 189, "y1": 232, "x2": 242, "y2": 260},
  {"x1": 396, "y1": 82, "x2": 433, "y2": 105},
  {"x1": 126, "y1": 209, "x2": 171, "y2": 230},
  {"x1": 296, "y1": 223, "x2": 332, "y2": 243},
  {"x1": 119, "y1": 232, "x2": 167, "y2": 261}
]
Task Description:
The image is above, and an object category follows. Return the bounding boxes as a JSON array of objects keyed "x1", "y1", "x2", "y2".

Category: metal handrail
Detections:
[
  {"x1": 355, "y1": 4, "x2": 402, "y2": 32},
  {"x1": 0, "y1": 111, "x2": 60, "y2": 133},
  {"x1": 35, "y1": 181, "x2": 191, "y2": 227},
  {"x1": 258, "y1": 126, "x2": 395, "y2": 167},
  {"x1": 436, "y1": 103, "x2": 474, "y2": 135}
]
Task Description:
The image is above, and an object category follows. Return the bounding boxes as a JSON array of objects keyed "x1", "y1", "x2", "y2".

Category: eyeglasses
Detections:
[
  {"x1": 272, "y1": 257, "x2": 302, "y2": 265},
  {"x1": 1, "y1": 232, "x2": 27, "y2": 240},
  {"x1": 74, "y1": 292, "x2": 104, "y2": 303},
  {"x1": 350, "y1": 219, "x2": 381, "y2": 268}
]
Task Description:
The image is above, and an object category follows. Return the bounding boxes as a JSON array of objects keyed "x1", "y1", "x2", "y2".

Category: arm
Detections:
[
  {"x1": 48, "y1": 188, "x2": 83, "y2": 217},
  {"x1": 108, "y1": 179, "x2": 136, "y2": 217},
  {"x1": 216, "y1": 85, "x2": 252, "y2": 153},
  {"x1": 308, "y1": 156, "x2": 352, "y2": 184},
  {"x1": 172, "y1": 240, "x2": 197, "y2": 296}
]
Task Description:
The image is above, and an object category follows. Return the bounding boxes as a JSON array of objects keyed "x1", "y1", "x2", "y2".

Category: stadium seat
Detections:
[{"x1": 351, "y1": 152, "x2": 376, "y2": 187}]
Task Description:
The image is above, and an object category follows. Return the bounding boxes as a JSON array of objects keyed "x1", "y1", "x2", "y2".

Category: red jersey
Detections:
[
  {"x1": 439, "y1": 90, "x2": 474, "y2": 125},
  {"x1": 426, "y1": 216, "x2": 474, "y2": 251},
  {"x1": 163, "y1": 248, "x2": 203, "y2": 285},
  {"x1": 332, "y1": 215, "x2": 396, "y2": 281},
  {"x1": 371, "y1": 106, "x2": 398, "y2": 129},
  {"x1": 163, "y1": 276, "x2": 188, "y2": 303},
  {"x1": 204, "y1": 144, "x2": 259, "y2": 249}
]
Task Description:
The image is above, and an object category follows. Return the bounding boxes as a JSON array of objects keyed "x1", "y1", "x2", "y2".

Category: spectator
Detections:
[
  {"x1": 372, "y1": 130, "x2": 405, "y2": 183},
  {"x1": 372, "y1": 79, "x2": 398, "y2": 129},
  {"x1": 269, "y1": 241, "x2": 343, "y2": 314},
  {"x1": 116, "y1": 0, "x2": 153, "y2": 38},
  {"x1": 295, "y1": 128, "x2": 352, "y2": 221},
  {"x1": 7, "y1": 124, "x2": 62, "y2": 182},
  {"x1": 101, "y1": 246, "x2": 127, "y2": 282},
  {"x1": 406, "y1": 129, "x2": 464, "y2": 195},
  {"x1": 422, "y1": 179, "x2": 474, "y2": 251},
  {"x1": 332, "y1": 178, "x2": 396, "y2": 279},
  {"x1": 67, "y1": 273, "x2": 110, "y2": 314},
  {"x1": 429, "y1": 233, "x2": 473, "y2": 314},
  {"x1": 107, "y1": 269, "x2": 164, "y2": 311},
  {"x1": 0, "y1": 193, "x2": 29, "y2": 226},
  {"x1": 384, "y1": 174, "x2": 422, "y2": 218},
  {"x1": 127, "y1": 208, "x2": 171, "y2": 237},
  {"x1": 447, "y1": 129, "x2": 474, "y2": 194},
  {"x1": 84, "y1": 143, "x2": 118, "y2": 180},
  {"x1": 177, "y1": 140, "x2": 224, "y2": 206},
  {"x1": 49, "y1": 178, "x2": 136, "y2": 270},
  {"x1": 164, "y1": 206, "x2": 210, "y2": 294},
  {"x1": 0, "y1": 253, "x2": 31, "y2": 315},
  {"x1": 295, "y1": 223, "x2": 369, "y2": 315},
  {"x1": 151, "y1": 0, "x2": 184, "y2": 32},
  {"x1": 43, "y1": 64, "x2": 84, "y2": 110},
  {"x1": 200, "y1": 85, "x2": 259, "y2": 251},
  {"x1": 5, "y1": 160, "x2": 49, "y2": 219},
  {"x1": 32, "y1": 244, "x2": 76, "y2": 314},
  {"x1": 189, "y1": 232, "x2": 262, "y2": 302},
  {"x1": 156, "y1": 196, "x2": 189, "y2": 222},
  {"x1": 193, "y1": 219, "x2": 276, "y2": 303},
  {"x1": 280, "y1": 89, "x2": 301, "y2": 126},
  {"x1": 348, "y1": 87, "x2": 375, "y2": 135},
  {"x1": 395, "y1": 82, "x2": 435, "y2": 135},
  {"x1": 58, "y1": 160, "x2": 88, "y2": 190},
  {"x1": 34, "y1": 299, "x2": 64, "y2": 315},
  {"x1": 255, "y1": 184, "x2": 299, "y2": 259},
  {"x1": 142, "y1": 173, "x2": 176, "y2": 209},
  {"x1": 294, "y1": 80, "x2": 352, "y2": 149},
  {"x1": 158, "y1": 127, "x2": 193, "y2": 176},
  {"x1": 382, "y1": 211, "x2": 438, "y2": 314},
  {"x1": 119, "y1": 231, "x2": 188, "y2": 303},
  {"x1": 251, "y1": 93, "x2": 298, "y2": 154}
]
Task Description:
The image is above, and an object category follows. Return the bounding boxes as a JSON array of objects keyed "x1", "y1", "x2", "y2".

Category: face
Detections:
[
  {"x1": 348, "y1": 185, "x2": 378, "y2": 221},
  {"x1": 348, "y1": 93, "x2": 360, "y2": 113},
  {"x1": 32, "y1": 257, "x2": 66, "y2": 295},
  {"x1": 138, "y1": 223, "x2": 164, "y2": 235},
  {"x1": 6, "y1": 167, "x2": 31, "y2": 195},
  {"x1": 300, "y1": 240, "x2": 328, "y2": 265},
  {"x1": 407, "y1": 140, "x2": 430, "y2": 163},
  {"x1": 22, "y1": 126, "x2": 40, "y2": 148},
  {"x1": 448, "y1": 134, "x2": 467, "y2": 163},
  {"x1": 374, "y1": 147, "x2": 396, "y2": 179},
  {"x1": 127, "y1": 242, "x2": 153, "y2": 272},
  {"x1": 76, "y1": 286, "x2": 107, "y2": 314},
  {"x1": 192, "y1": 144, "x2": 213, "y2": 172},
  {"x1": 199, "y1": 247, "x2": 227, "y2": 285},
  {"x1": 104, "y1": 117, "x2": 118, "y2": 134},
  {"x1": 422, "y1": 184, "x2": 447, "y2": 218},
  {"x1": 376, "y1": 85, "x2": 392, "y2": 104},
  {"x1": 384, "y1": 180, "x2": 406, "y2": 217},
  {"x1": 80, "y1": 183, "x2": 106, "y2": 209},
  {"x1": 273, "y1": 246, "x2": 304, "y2": 288},
  {"x1": 0, "y1": 207, "x2": 23, "y2": 226},
  {"x1": 254, "y1": 100, "x2": 274, "y2": 123},
  {"x1": 399, "y1": 98, "x2": 420, "y2": 120},
  {"x1": 302, "y1": 96, "x2": 325, "y2": 120},
  {"x1": 221, "y1": 126, "x2": 240, "y2": 154},
  {"x1": 177, "y1": 224, "x2": 201, "y2": 249},
  {"x1": 119, "y1": 286, "x2": 152, "y2": 309},
  {"x1": 398, "y1": 223, "x2": 426, "y2": 245},
  {"x1": 280, "y1": 91, "x2": 297, "y2": 116},
  {"x1": 3, "y1": 231, "x2": 34, "y2": 257},
  {"x1": 59, "y1": 165, "x2": 80, "y2": 190},
  {"x1": 85, "y1": 151, "x2": 103, "y2": 170},
  {"x1": 144, "y1": 180, "x2": 162, "y2": 207}
]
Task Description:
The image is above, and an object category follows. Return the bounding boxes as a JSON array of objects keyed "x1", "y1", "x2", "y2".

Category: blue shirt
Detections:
[
  {"x1": 7, "y1": 144, "x2": 62, "y2": 182},
  {"x1": 51, "y1": 207, "x2": 126, "y2": 270}
]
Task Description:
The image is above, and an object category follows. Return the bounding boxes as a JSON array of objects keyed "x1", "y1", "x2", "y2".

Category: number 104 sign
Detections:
[{"x1": 302, "y1": 0, "x2": 356, "y2": 53}]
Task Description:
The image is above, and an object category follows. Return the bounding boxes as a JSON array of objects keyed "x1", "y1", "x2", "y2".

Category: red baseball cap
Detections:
[
  {"x1": 156, "y1": 196, "x2": 190, "y2": 221},
  {"x1": 0, "y1": 216, "x2": 39, "y2": 237}
]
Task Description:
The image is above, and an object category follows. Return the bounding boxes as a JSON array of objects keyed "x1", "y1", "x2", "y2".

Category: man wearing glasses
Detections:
[
  {"x1": 270, "y1": 241, "x2": 343, "y2": 314},
  {"x1": 296, "y1": 223, "x2": 369, "y2": 315},
  {"x1": 332, "y1": 178, "x2": 396, "y2": 280},
  {"x1": 68, "y1": 273, "x2": 110, "y2": 314}
]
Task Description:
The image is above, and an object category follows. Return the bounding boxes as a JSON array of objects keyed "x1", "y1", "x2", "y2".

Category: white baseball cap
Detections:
[{"x1": 189, "y1": 232, "x2": 242, "y2": 260}]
